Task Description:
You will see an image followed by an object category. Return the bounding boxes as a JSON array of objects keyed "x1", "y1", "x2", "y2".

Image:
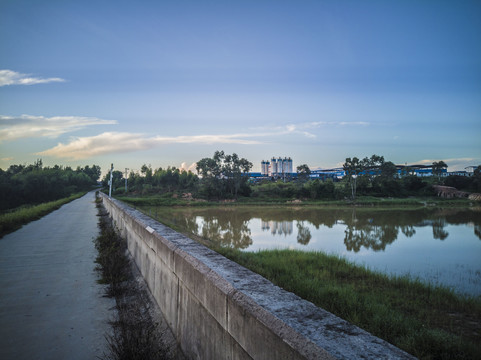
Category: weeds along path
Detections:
[
  {"x1": 0, "y1": 191, "x2": 114, "y2": 360},
  {"x1": 94, "y1": 194, "x2": 182, "y2": 360}
]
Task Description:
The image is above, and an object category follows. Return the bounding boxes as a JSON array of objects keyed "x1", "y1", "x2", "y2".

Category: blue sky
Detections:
[{"x1": 1, "y1": 0, "x2": 480, "y2": 175}]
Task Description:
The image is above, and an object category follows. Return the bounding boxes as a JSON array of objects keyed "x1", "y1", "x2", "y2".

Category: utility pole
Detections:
[
  {"x1": 108, "y1": 163, "x2": 113, "y2": 198},
  {"x1": 125, "y1": 168, "x2": 129, "y2": 192}
]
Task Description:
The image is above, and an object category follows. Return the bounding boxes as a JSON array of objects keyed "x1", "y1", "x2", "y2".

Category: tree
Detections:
[
  {"x1": 102, "y1": 170, "x2": 123, "y2": 189},
  {"x1": 380, "y1": 161, "x2": 397, "y2": 178},
  {"x1": 140, "y1": 164, "x2": 153, "y2": 183},
  {"x1": 343, "y1": 157, "x2": 364, "y2": 200},
  {"x1": 196, "y1": 151, "x2": 252, "y2": 198},
  {"x1": 296, "y1": 164, "x2": 311, "y2": 182},
  {"x1": 196, "y1": 157, "x2": 221, "y2": 178},
  {"x1": 432, "y1": 161, "x2": 447, "y2": 180},
  {"x1": 82, "y1": 165, "x2": 101, "y2": 182},
  {"x1": 474, "y1": 165, "x2": 481, "y2": 177},
  {"x1": 361, "y1": 154, "x2": 385, "y2": 179}
]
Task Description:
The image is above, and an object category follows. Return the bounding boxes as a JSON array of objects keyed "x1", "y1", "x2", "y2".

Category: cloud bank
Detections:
[
  {"x1": 0, "y1": 114, "x2": 117, "y2": 141},
  {"x1": 36, "y1": 132, "x2": 263, "y2": 159},
  {"x1": 0, "y1": 70, "x2": 65, "y2": 86},
  {"x1": 34, "y1": 120, "x2": 372, "y2": 160}
]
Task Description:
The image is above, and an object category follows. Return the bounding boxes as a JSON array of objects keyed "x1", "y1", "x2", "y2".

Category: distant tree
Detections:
[
  {"x1": 343, "y1": 157, "x2": 364, "y2": 200},
  {"x1": 432, "y1": 161, "x2": 448, "y2": 180},
  {"x1": 196, "y1": 157, "x2": 221, "y2": 178},
  {"x1": 361, "y1": 154, "x2": 385, "y2": 180},
  {"x1": 0, "y1": 161, "x2": 102, "y2": 211},
  {"x1": 83, "y1": 165, "x2": 101, "y2": 182},
  {"x1": 474, "y1": 165, "x2": 481, "y2": 177},
  {"x1": 380, "y1": 161, "x2": 397, "y2": 178},
  {"x1": 296, "y1": 164, "x2": 311, "y2": 182},
  {"x1": 364, "y1": 154, "x2": 385, "y2": 169},
  {"x1": 196, "y1": 151, "x2": 252, "y2": 198},
  {"x1": 473, "y1": 165, "x2": 481, "y2": 192},
  {"x1": 102, "y1": 170, "x2": 123, "y2": 189},
  {"x1": 140, "y1": 164, "x2": 153, "y2": 183}
]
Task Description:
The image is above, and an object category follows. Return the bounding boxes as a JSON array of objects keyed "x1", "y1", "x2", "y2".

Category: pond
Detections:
[{"x1": 142, "y1": 205, "x2": 481, "y2": 297}]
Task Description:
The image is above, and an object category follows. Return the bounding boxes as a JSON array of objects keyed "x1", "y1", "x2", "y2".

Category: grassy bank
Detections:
[
  {"x1": 0, "y1": 192, "x2": 86, "y2": 238},
  {"x1": 213, "y1": 248, "x2": 481, "y2": 360},
  {"x1": 116, "y1": 192, "x2": 475, "y2": 208}
]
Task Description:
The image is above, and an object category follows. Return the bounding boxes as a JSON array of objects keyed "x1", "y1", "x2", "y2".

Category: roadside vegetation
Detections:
[
  {"x1": 0, "y1": 159, "x2": 102, "y2": 238},
  {"x1": 0, "y1": 159, "x2": 101, "y2": 211},
  {"x1": 213, "y1": 248, "x2": 481, "y2": 360},
  {"x1": 0, "y1": 192, "x2": 85, "y2": 238},
  {"x1": 94, "y1": 194, "x2": 173, "y2": 360}
]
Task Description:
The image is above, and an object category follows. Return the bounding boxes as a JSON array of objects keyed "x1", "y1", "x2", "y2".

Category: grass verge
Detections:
[
  {"x1": 214, "y1": 247, "x2": 481, "y2": 360},
  {"x1": 94, "y1": 194, "x2": 173, "y2": 360},
  {"x1": 0, "y1": 192, "x2": 86, "y2": 238},
  {"x1": 117, "y1": 193, "x2": 475, "y2": 208}
]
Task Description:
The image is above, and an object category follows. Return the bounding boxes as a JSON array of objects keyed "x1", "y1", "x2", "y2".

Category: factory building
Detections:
[{"x1": 260, "y1": 157, "x2": 293, "y2": 177}]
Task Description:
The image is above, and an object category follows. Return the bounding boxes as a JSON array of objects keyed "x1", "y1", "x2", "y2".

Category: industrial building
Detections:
[
  {"x1": 249, "y1": 161, "x2": 476, "y2": 181},
  {"x1": 261, "y1": 157, "x2": 293, "y2": 177},
  {"x1": 309, "y1": 164, "x2": 470, "y2": 179}
]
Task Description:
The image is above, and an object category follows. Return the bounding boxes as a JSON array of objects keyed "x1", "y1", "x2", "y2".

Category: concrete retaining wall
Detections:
[{"x1": 101, "y1": 194, "x2": 414, "y2": 359}]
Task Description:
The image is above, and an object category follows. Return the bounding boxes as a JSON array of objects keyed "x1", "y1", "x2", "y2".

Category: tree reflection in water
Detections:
[
  {"x1": 343, "y1": 210, "x2": 399, "y2": 252},
  {"x1": 432, "y1": 219, "x2": 449, "y2": 240},
  {"x1": 146, "y1": 206, "x2": 481, "y2": 251},
  {"x1": 296, "y1": 221, "x2": 312, "y2": 245},
  {"x1": 196, "y1": 212, "x2": 253, "y2": 249}
]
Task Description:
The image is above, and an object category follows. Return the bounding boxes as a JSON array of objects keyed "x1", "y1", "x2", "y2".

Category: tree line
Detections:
[
  {"x1": 3, "y1": 152, "x2": 477, "y2": 212},
  {"x1": 102, "y1": 165, "x2": 198, "y2": 195},
  {"x1": 0, "y1": 160, "x2": 101, "y2": 211},
  {"x1": 103, "y1": 151, "x2": 252, "y2": 200},
  {"x1": 99, "y1": 151, "x2": 480, "y2": 201}
]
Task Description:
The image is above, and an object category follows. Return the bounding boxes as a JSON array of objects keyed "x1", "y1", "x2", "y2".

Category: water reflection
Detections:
[
  {"x1": 148, "y1": 206, "x2": 481, "y2": 251},
  {"x1": 197, "y1": 211, "x2": 253, "y2": 249},
  {"x1": 261, "y1": 220, "x2": 293, "y2": 236},
  {"x1": 296, "y1": 222, "x2": 312, "y2": 245}
]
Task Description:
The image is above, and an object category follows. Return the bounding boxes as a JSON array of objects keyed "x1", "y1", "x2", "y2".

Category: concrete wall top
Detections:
[{"x1": 102, "y1": 194, "x2": 414, "y2": 359}]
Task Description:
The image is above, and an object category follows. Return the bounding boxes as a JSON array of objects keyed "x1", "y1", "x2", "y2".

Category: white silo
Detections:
[
  {"x1": 271, "y1": 157, "x2": 277, "y2": 176},
  {"x1": 288, "y1": 157, "x2": 293, "y2": 174},
  {"x1": 261, "y1": 160, "x2": 267, "y2": 175}
]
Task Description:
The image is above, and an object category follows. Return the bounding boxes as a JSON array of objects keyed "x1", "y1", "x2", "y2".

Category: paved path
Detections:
[{"x1": 0, "y1": 192, "x2": 115, "y2": 360}]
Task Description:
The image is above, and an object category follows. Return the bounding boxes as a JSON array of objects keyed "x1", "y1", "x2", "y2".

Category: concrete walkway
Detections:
[{"x1": 0, "y1": 192, "x2": 114, "y2": 360}]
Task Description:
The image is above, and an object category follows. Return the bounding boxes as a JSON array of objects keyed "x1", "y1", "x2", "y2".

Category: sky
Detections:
[{"x1": 1, "y1": 0, "x2": 480, "y2": 175}]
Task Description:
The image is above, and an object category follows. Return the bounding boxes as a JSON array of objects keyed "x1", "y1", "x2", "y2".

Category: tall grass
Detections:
[
  {"x1": 0, "y1": 192, "x2": 86, "y2": 238},
  {"x1": 215, "y1": 248, "x2": 481, "y2": 360}
]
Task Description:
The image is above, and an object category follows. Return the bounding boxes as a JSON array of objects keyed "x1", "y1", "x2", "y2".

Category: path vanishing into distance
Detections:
[{"x1": 0, "y1": 191, "x2": 114, "y2": 360}]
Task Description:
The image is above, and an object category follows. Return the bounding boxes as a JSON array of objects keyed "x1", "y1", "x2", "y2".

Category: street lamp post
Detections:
[{"x1": 108, "y1": 163, "x2": 113, "y2": 198}]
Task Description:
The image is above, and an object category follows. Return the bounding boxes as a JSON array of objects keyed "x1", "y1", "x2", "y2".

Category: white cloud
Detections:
[
  {"x1": 308, "y1": 121, "x2": 370, "y2": 127},
  {"x1": 254, "y1": 121, "x2": 370, "y2": 139},
  {"x1": 36, "y1": 131, "x2": 263, "y2": 159},
  {"x1": 180, "y1": 162, "x2": 197, "y2": 172},
  {"x1": 32, "y1": 119, "x2": 370, "y2": 160},
  {"x1": 0, "y1": 114, "x2": 117, "y2": 141},
  {"x1": 0, "y1": 70, "x2": 65, "y2": 86}
]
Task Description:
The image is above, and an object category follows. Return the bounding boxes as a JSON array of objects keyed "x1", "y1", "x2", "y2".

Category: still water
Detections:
[{"x1": 144, "y1": 206, "x2": 481, "y2": 297}]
